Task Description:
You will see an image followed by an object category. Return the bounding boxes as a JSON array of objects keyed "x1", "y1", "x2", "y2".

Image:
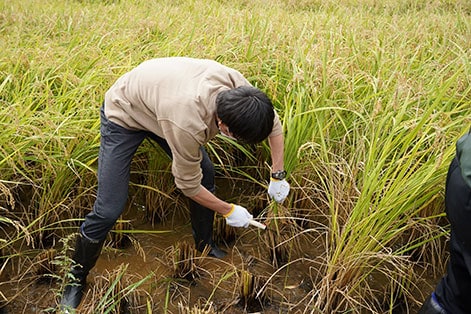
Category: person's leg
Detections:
[
  {"x1": 60, "y1": 106, "x2": 147, "y2": 309},
  {"x1": 434, "y1": 157, "x2": 471, "y2": 314},
  {"x1": 433, "y1": 235, "x2": 471, "y2": 314},
  {"x1": 147, "y1": 135, "x2": 225, "y2": 257},
  {"x1": 421, "y1": 157, "x2": 471, "y2": 314},
  {"x1": 418, "y1": 293, "x2": 446, "y2": 314},
  {"x1": 81, "y1": 113, "x2": 147, "y2": 241},
  {"x1": 59, "y1": 234, "x2": 105, "y2": 310},
  {"x1": 188, "y1": 147, "x2": 226, "y2": 257}
]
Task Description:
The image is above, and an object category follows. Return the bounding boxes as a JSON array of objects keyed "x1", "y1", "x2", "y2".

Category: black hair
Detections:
[{"x1": 216, "y1": 86, "x2": 274, "y2": 144}]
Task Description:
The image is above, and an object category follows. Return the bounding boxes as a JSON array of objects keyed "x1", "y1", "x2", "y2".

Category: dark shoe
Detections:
[
  {"x1": 418, "y1": 293, "x2": 446, "y2": 314},
  {"x1": 208, "y1": 244, "x2": 227, "y2": 258},
  {"x1": 60, "y1": 232, "x2": 104, "y2": 310}
]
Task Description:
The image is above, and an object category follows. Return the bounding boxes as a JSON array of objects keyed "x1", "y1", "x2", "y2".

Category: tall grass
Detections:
[{"x1": 1, "y1": 0, "x2": 470, "y2": 312}]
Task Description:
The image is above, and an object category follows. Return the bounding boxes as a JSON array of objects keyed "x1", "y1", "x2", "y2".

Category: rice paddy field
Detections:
[{"x1": 1, "y1": 0, "x2": 471, "y2": 313}]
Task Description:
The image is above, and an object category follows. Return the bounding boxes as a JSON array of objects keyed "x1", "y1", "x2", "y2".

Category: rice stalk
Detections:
[
  {"x1": 304, "y1": 94, "x2": 467, "y2": 312},
  {"x1": 177, "y1": 301, "x2": 216, "y2": 314},
  {"x1": 212, "y1": 215, "x2": 237, "y2": 247},
  {"x1": 108, "y1": 219, "x2": 133, "y2": 249},
  {"x1": 262, "y1": 204, "x2": 304, "y2": 267},
  {"x1": 82, "y1": 263, "x2": 152, "y2": 314},
  {"x1": 165, "y1": 241, "x2": 205, "y2": 282},
  {"x1": 131, "y1": 143, "x2": 187, "y2": 224},
  {"x1": 32, "y1": 248, "x2": 57, "y2": 283},
  {"x1": 237, "y1": 269, "x2": 267, "y2": 311}
]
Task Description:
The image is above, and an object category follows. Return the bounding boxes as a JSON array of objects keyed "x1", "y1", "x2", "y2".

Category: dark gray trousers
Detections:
[
  {"x1": 434, "y1": 157, "x2": 471, "y2": 314},
  {"x1": 81, "y1": 105, "x2": 215, "y2": 241}
]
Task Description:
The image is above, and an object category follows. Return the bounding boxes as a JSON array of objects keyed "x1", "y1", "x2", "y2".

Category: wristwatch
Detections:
[{"x1": 271, "y1": 170, "x2": 287, "y2": 180}]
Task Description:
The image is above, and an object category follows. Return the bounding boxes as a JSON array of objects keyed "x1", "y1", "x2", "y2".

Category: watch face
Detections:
[{"x1": 272, "y1": 170, "x2": 286, "y2": 180}]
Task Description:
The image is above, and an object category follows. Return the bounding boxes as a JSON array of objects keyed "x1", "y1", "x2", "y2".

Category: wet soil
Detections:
[
  {"x1": 0, "y1": 178, "x2": 441, "y2": 313},
  {"x1": 0, "y1": 217, "x2": 323, "y2": 313},
  {"x1": 1, "y1": 222, "x2": 439, "y2": 313}
]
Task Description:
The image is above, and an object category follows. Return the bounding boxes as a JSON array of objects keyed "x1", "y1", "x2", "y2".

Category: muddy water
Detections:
[
  {"x1": 0, "y1": 217, "x2": 319, "y2": 313},
  {"x1": 0, "y1": 223, "x2": 439, "y2": 313},
  {"x1": 0, "y1": 177, "x2": 440, "y2": 313}
]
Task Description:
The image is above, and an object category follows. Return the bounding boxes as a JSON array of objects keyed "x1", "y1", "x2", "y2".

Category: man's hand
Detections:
[
  {"x1": 268, "y1": 179, "x2": 290, "y2": 203},
  {"x1": 224, "y1": 204, "x2": 253, "y2": 228}
]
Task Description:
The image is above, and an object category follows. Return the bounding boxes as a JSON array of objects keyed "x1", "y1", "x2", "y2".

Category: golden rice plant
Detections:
[
  {"x1": 177, "y1": 301, "x2": 216, "y2": 314},
  {"x1": 262, "y1": 204, "x2": 304, "y2": 268},
  {"x1": 108, "y1": 219, "x2": 133, "y2": 249},
  {"x1": 130, "y1": 145, "x2": 187, "y2": 225},
  {"x1": 32, "y1": 248, "x2": 57, "y2": 283},
  {"x1": 212, "y1": 215, "x2": 237, "y2": 248},
  {"x1": 166, "y1": 241, "x2": 205, "y2": 282},
  {"x1": 238, "y1": 269, "x2": 267, "y2": 311},
  {"x1": 301, "y1": 100, "x2": 467, "y2": 312}
]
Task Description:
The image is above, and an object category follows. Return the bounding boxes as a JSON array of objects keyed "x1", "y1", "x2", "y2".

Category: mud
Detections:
[{"x1": 0, "y1": 178, "x2": 440, "y2": 313}]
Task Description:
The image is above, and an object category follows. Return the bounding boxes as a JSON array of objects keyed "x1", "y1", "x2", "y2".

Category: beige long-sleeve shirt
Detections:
[{"x1": 104, "y1": 57, "x2": 282, "y2": 197}]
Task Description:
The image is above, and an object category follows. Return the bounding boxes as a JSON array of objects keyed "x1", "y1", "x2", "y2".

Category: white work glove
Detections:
[
  {"x1": 268, "y1": 178, "x2": 290, "y2": 203},
  {"x1": 224, "y1": 204, "x2": 253, "y2": 228}
]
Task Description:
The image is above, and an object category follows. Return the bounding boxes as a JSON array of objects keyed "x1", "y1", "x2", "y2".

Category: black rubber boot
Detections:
[
  {"x1": 418, "y1": 294, "x2": 446, "y2": 314},
  {"x1": 189, "y1": 200, "x2": 226, "y2": 258},
  {"x1": 60, "y1": 233, "x2": 105, "y2": 311}
]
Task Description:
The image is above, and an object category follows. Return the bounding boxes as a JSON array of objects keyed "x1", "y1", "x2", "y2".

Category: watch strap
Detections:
[{"x1": 271, "y1": 170, "x2": 287, "y2": 180}]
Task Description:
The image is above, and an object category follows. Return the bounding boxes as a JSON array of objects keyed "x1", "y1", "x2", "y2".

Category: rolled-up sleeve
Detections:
[{"x1": 269, "y1": 111, "x2": 283, "y2": 138}]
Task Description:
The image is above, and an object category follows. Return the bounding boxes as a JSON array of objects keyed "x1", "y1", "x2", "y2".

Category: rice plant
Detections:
[
  {"x1": 130, "y1": 144, "x2": 187, "y2": 225},
  {"x1": 237, "y1": 269, "x2": 267, "y2": 311},
  {"x1": 177, "y1": 301, "x2": 216, "y2": 314},
  {"x1": 166, "y1": 241, "x2": 205, "y2": 282},
  {"x1": 298, "y1": 93, "x2": 468, "y2": 312},
  {"x1": 81, "y1": 264, "x2": 152, "y2": 314},
  {"x1": 32, "y1": 248, "x2": 57, "y2": 283},
  {"x1": 212, "y1": 215, "x2": 237, "y2": 248},
  {"x1": 108, "y1": 219, "x2": 133, "y2": 249}
]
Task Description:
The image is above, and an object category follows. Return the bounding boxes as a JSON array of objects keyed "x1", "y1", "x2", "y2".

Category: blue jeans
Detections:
[{"x1": 81, "y1": 105, "x2": 215, "y2": 241}]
